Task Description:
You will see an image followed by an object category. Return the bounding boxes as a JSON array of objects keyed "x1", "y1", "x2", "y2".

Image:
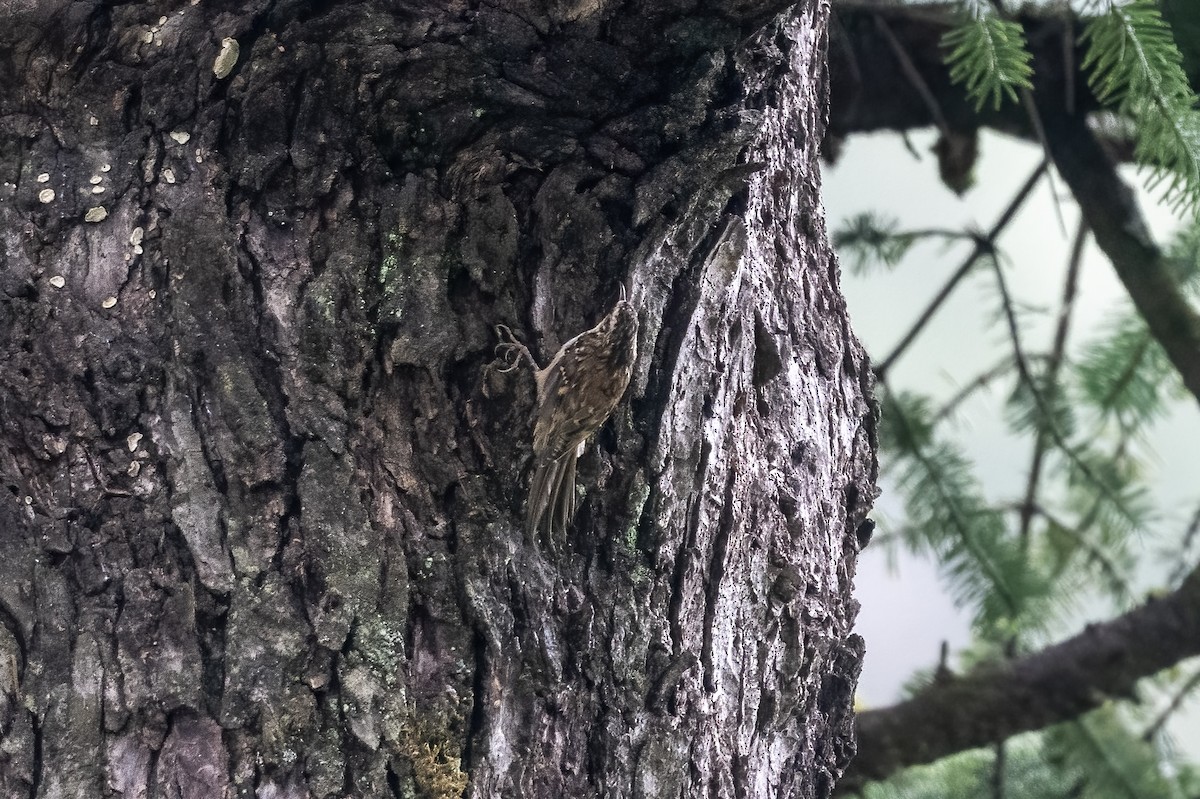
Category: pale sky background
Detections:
[{"x1": 823, "y1": 130, "x2": 1200, "y2": 760}]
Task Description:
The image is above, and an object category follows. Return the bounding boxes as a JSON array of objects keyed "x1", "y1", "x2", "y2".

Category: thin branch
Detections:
[
  {"x1": 990, "y1": 253, "x2": 1124, "y2": 515},
  {"x1": 1021, "y1": 90, "x2": 1068, "y2": 237},
  {"x1": 1017, "y1": 219, "x2": 1088, "y2": 543},
  {"x1": 902, "y1": 227, "x2": 978, "y2": 241},
  {"x1": 874, "y1": 160, "x2": 1048, "y2": 379},
  {"x1": 986, "y1": 0, "x2": 1068, "y2": 232},
  {"x1": 1142, "y1": 665, "x2": 1200, "y2": 742},
  {"x1": 934, "y1": 355, "x2": 1017, "y2": 422},
  {"x1": 1168, "y1": 501, "x2": 1200, "y2": 586}
]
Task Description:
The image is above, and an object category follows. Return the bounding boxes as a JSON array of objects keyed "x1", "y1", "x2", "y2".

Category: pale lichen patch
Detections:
[
  {"x1": 38, "y1": 188, "x2": 55, "y2": 203},
  {"x1": 84, "y1": 206, "x2": 108, "y2": 222},
  {"x1": 213, "y1": 37, "x2": 239, "y2": 79}
]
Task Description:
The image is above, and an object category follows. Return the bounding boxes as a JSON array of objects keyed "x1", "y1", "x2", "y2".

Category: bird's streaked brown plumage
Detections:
[{"x1": 496, "y1": 290, "x2": 639, "y2": 544}]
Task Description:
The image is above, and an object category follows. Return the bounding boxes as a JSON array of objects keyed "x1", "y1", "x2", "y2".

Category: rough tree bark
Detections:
[{"x1": 0, "y1": 1, "x2": 876, "y2": 797}]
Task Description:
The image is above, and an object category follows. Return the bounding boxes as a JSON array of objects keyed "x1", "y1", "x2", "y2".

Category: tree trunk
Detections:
[{"x1": 0, "y1": 2, "x2": 875, "y2": 797}]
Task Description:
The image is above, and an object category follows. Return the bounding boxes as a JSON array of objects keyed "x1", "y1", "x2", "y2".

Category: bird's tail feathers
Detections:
[{"x1": 527, "y1": 451, "x2": 579, "y2": 548}]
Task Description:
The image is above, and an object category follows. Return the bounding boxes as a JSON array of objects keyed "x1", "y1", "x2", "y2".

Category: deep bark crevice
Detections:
[{"x1": 702, "y1": 461, "x2": 739, "y2": 693}]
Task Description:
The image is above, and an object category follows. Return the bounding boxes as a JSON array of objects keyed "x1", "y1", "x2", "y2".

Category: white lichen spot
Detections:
[
  {"x1": 84, "y1": 206, "x2": 108, "y2": 222},
  {"x1": 36, "y1": 172, "x2": 50, "y2": 183},
  {"x1": 149, "y1": 289, "x2": 157, "y2": 298},
  {"x1": 130, "y1": 227, "x2": 144, "y2": 246},
  {"x1": 49, "y1": 275, "x2": 65, "y2": 288},
  {"x1": 127, "y1": 432, "x2": 143, "y2": 452},
  {"x1": 24, "y1": 496, "x2": 32, "y2": 505},
  {"x1": 132, "y1": 244, "x2": 143, "y2": 255},
  {"x1": 92, "y1": 185, "x2": 105, "y2": 194},
  {"x1": 89, "y1": 175, "x2": 102, "y2": 185},
  {"x1": 169, "y1": 131, "x2": 191, "y2": 145},
  {"x1": 195, "y1": 149, "x2": 203, "y2": 163},
  {"x1": 158, "y1": 15, "x2": 167, "y2": 25},
  {"x1": 38, "y1": 188, "x2": 55, "y2": 203},
  {"x1": 213, "y1": 37, "x2": 239, "y2": 79},
  {"x1": 101, "y1": 164, "x2": 111, "y2": 172},
  {"x1": 163, "y1": 168, "x2": 176, "y2": 184},
  {"x1": 140, "y1": 29, "x2": 154, "y2": 44},
  {"x1": 127, "y1": 461, "x2": 141, "y2": 477},
  {"x1": 102, "y1": 296, "x2": 117, "y2": 309},
  {"x1": 89, "y1": 115, "x2": 98, "y2": 126}
]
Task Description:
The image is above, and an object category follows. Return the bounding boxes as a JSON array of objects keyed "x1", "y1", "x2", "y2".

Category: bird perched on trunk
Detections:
[{"x1": 495, "y1": 287, "x2": 639, "y2": 545}]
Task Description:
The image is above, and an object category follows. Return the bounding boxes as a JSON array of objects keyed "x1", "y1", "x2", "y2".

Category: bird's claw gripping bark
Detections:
[{"x1": 494, "y1": 324, "x2": 534, "y2": 373}]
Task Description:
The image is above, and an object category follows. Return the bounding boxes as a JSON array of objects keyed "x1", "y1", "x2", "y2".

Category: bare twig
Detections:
[
  {"x1": 934, "y1": 355, "x2": 1018, "y2": 422},
  {"x1": 1142, "y1": 665, "x2": 1200, "y2": 742},
  {"x1": 1168, "y1": 501, "x2": 1200, "y2": 587},
  {"x1": 1017, "y1": 219, "x2": 1088, "y2": 543}
]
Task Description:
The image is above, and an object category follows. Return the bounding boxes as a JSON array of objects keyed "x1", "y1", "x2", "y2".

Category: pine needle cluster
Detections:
[
  {"x1": 940, "y1": 0, "x2": 1200, "y2": 211},
  {"x1": 942, "y1": 0, "x2": 1033, "y2": 111}
]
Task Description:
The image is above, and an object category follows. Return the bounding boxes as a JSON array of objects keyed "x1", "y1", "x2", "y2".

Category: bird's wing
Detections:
[{"x1": 533, "y1": 331, "x2": 604, "y2": 460}]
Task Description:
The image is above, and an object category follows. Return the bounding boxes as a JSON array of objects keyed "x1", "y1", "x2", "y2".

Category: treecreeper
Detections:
[{"x1": 495, "y1": 287, "x2": 639, "y2": 547}]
